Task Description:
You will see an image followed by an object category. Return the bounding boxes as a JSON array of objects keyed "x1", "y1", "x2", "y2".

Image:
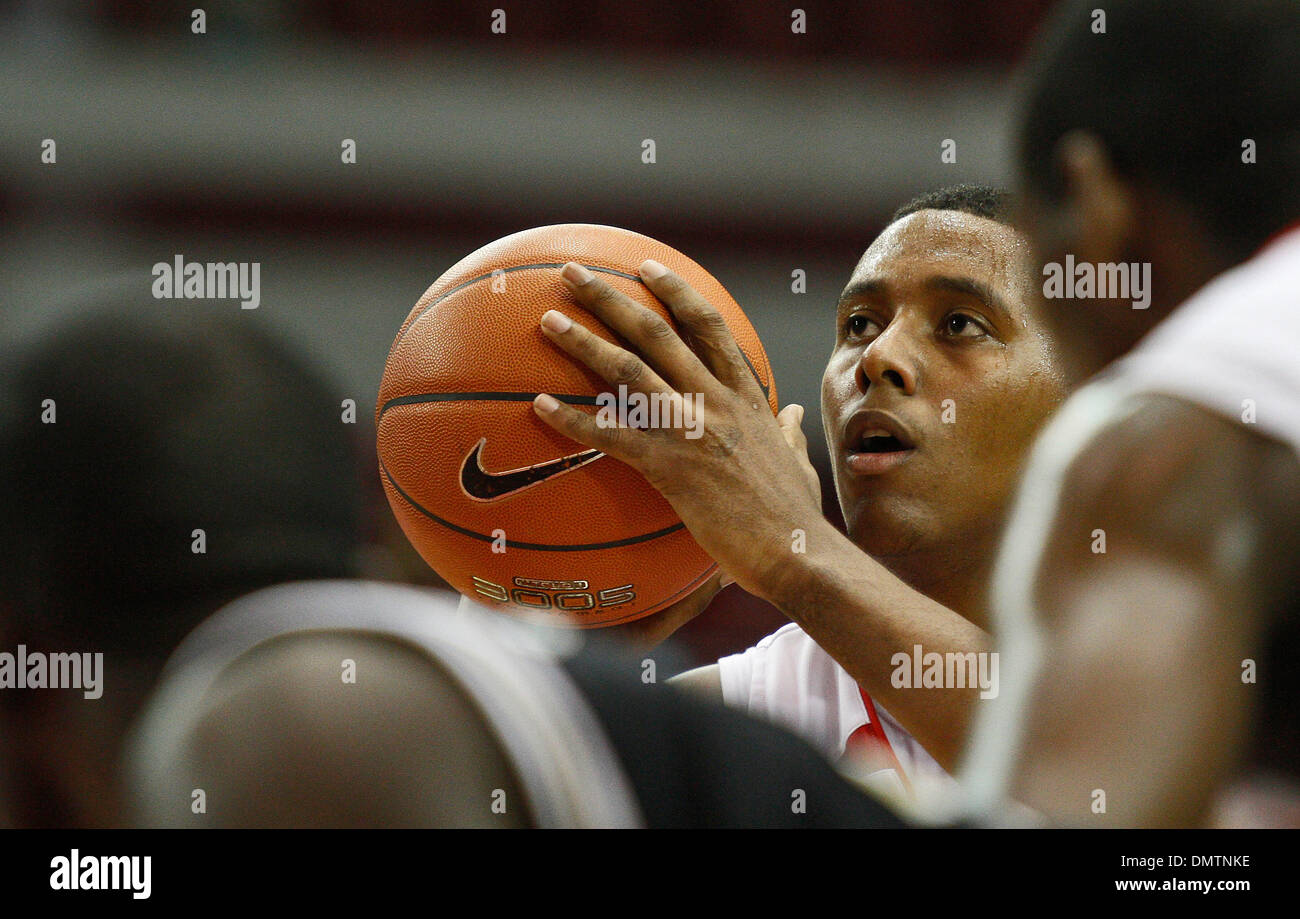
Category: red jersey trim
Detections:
[{"x1": 844, "y1": 688, "x2": 915, "y2": 798}]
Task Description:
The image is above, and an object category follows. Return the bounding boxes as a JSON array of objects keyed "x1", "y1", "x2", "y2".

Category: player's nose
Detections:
[{"x1": 857, "y1": 321, "x2": 918, "y2": 396}]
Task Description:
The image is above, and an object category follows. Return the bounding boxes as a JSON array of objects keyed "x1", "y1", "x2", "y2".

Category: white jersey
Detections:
[
  {"x1": 963, "y1": 223, "x2": 1300, "y2": 818},
  {"x1": 1103, "y1": 223, "x2": 1300, "y2": 458},
  {"x1": 718, "y1": 622, "x2": 955, "y2": 808}
]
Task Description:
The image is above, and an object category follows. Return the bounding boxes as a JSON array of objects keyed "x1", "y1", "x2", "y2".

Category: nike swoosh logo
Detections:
[
  {"x1": 456, "y1": 345, "x2": 766, "y2": 503},
  {"x1": 460, "y1": 438, "x2": 604, "y2": 501}
]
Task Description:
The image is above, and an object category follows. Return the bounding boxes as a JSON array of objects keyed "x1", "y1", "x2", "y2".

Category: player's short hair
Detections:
[
  {"x1": 889, "y1": 184, "x2": 1014, "y2": 228},
  {"x1": 1017, "y1": 0, "x2": 1300, "y2": 261}
]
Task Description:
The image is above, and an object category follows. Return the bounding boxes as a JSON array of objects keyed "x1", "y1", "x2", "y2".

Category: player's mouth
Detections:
[{"x1": 842, "y1": 409, "x2": 917, "y2": 476}]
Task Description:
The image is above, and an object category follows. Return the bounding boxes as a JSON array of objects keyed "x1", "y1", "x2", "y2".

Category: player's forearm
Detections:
[{"x1": 764, "y1": 519, "x2": 991, "y2": 772}]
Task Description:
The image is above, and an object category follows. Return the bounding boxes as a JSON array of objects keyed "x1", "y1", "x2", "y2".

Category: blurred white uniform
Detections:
[
  {"x1": 130, "y1": 581, "x2": 644, "y2": 828},
  {"x1": 963, "y1": 223, "x2": 1300, "y2": 816},
  {"x1": 718, "y1": 622, "x2": 955, "y2": 808},
  {"x1": 1102, "y1": 224, "x2": 1300, "y2": 455}
]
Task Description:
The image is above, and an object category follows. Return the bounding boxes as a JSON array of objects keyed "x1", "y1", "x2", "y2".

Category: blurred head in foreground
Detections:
[
  {"x1": 0, "y1": 286, "x2": 365, "y2": 826},
  {"x1": 1013, "y1": 0, "x2": 1300, "y2": 379},
  {"x1": 128, "y1": 580, "x2": 907, "y2": 828}
]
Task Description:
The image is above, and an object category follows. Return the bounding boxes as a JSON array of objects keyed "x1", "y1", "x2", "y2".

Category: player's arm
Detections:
[
  {"x1": 974, "y1": 395, "x2": 1300, "y2": 826},
  {"x1": 531, "y1": 261, "x2": 989, "y2": 771},
  {"x1": 668, "y1": 663, "x2": 723, "y2": 701},
  {"x1": 668, "y1": 536, "x2": 991, "y2": 768},
  {"x1": 768, "y1": 518, "x2": 993, "y2": 770}
]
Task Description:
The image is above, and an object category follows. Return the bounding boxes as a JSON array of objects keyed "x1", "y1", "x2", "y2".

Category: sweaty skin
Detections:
[
  {"x1": 821, "y1": 211, "x2": 1064, "y2": 606},
  {"x1": 533, "y1": 210, "x2": 1067, "y2": 770}
]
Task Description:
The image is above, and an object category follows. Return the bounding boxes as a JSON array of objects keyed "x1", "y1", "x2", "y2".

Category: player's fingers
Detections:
[
  {"x1": 532, "y1": 392, "x2": 645, "y2": 464},
  {"x1": 637, "y1": 260, "x2": 761, "y2": 398},
  {"x1": 540, "y1": 309, "x2": 674, "y2": 398},
  {"x1": 559, "y1": 262, "x2": 712, "y2": 394}
]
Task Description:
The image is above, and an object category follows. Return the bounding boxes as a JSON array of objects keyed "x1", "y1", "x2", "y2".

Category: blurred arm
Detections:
[
  {"x1": 668, "y1": 663, "x2": 723, "y2": 701},
  {"x1": 990, "y1": 395, "x2": 1300, "y2": 826}
]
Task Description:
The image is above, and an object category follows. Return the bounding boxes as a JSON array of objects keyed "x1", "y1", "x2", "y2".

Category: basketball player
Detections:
[
  {"x1": 958, "y1": 0, "x2": 1300, "y2": 827},
  {"x1": 128, "y1": 580, "x2": 905, "y2": 828},
  {"x1": 529, "y1": 185, "x2": 1069, "y2": 795}
]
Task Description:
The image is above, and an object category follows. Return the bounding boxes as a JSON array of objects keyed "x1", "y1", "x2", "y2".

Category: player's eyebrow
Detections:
[
  {"x1": 838, "y1": 275, "x2": 1011, "y2": 323},
  {"x1": 837, "y1": 278, "x2": 887, "y2": 308},
  {"x1": 924, "y1": 275, "x2": 1012, "y2": 324}
]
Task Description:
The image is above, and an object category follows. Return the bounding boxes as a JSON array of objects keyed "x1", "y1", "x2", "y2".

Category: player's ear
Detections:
[{"x1": 1054, "y1": 129, "x2": 1137, "y2": 266}]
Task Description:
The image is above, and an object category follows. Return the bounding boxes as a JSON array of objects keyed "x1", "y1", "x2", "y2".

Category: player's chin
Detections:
[
  {"x1": 843, "y1": 496, "x2": 933, "y2": 558},
  {"x1": 835, "y1": 457, "x2": 920, "y2": 505}
]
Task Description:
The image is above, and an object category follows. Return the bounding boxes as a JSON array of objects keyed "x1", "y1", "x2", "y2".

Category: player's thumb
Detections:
[
  {"x1": 777, "y1": 403, "x2": 821, "y2": 503},
  {"x1": 777, "y1": 403, "x2": 809, "y2": 453}
]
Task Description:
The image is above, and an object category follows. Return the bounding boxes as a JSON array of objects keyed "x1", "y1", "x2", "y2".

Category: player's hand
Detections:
[
  {"x1": 532, "y1": 260, "x2": 824, "y2": 604},
  {"x1": 613, "y1": 570, "x2": 725, "y2": 647},
  {"x1": 616, "y1": 404, "x2": 819, "y2": 646},
  {"x1": 617, "y1": 405, "x2": 818, "y2": 647}
]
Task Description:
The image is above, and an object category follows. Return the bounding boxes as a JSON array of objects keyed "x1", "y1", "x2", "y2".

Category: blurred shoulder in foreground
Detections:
[{"x1": 128, "y1": 580, "x2": 907, "y2": 828}]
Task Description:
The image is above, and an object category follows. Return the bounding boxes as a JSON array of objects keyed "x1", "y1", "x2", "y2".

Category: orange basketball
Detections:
[{"x1": 376, "y1": 224, "x2": 777, "y2": 628}]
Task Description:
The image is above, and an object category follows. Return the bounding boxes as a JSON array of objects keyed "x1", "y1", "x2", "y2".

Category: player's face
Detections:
[{"x1": 821, "y1": 209, "x2": 1066, "y2": 562}]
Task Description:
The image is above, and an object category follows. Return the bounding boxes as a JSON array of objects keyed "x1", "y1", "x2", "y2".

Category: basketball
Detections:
[{"x1": 375, "y1": 224, "x2": 778, "y2": 627}]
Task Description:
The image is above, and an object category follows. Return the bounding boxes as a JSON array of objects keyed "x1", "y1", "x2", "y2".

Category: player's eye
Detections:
[
  {"x1": 846, "y1": 314, "x2": 879, "y2": 338},
  {"x1": 941, "y1": 312, "x2": 987, "y2": 339}
]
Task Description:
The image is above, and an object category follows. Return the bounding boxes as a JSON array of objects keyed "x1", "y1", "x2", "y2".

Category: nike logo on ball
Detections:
[{"x1": 460, "y1": 438, "x2": 604, "y2": 501}]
